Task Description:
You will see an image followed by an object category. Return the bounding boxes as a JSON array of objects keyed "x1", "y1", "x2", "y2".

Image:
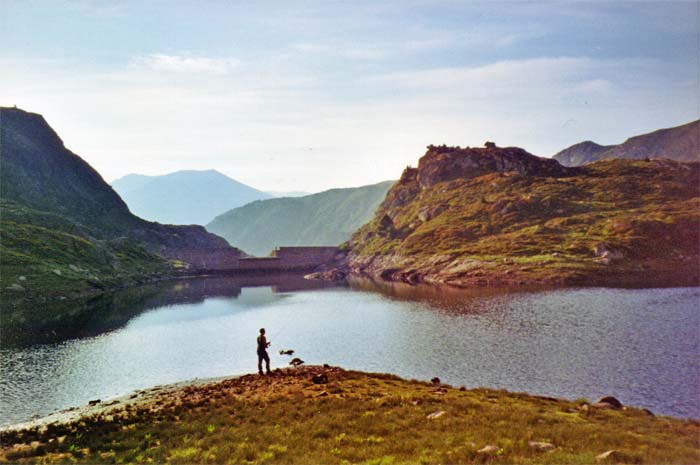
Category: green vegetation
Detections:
[
  {"x1": 1, "y1": 367, "x2": 697, "y2": 464},
  {"x1": 0, "y1": 199, "x2": 174, "y2": 329},
  {"x1": 349, "y1": 159, "x2": 699, "y2": 286},
  {"x1": 0, "y1": 107, "x2": 242, "y2": 325},
  {"x1": 207, "y1": 181, "x2": 394, "y2": 256}
]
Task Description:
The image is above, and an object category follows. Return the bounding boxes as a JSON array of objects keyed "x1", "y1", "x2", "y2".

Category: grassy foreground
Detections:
[{"x1": 1, "y1": 367, "x2": 698, "y2": 464}]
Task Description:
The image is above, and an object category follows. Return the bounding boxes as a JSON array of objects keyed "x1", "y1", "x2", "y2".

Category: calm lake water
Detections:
[{"x1": 1, "y1": 274, "x2": 698, "y2": 426}]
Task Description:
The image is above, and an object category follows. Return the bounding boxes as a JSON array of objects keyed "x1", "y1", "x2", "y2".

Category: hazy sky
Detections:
[{"x1": 2, "y1": 1, "x2": 698, "y2": 192}]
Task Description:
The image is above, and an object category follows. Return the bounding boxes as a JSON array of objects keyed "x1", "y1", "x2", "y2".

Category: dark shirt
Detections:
[{"x1": 257, "y1": 334, "x2": 268, "y2": 353}]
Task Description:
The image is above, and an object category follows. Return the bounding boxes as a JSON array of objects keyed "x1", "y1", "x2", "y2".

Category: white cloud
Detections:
[
  {"x1": 129, "y1": 54, "x2": 240, "y2": 75},
  {"x1": 293, "y1": 42, "x2": 388, "y2": 60},
  {"x1": 1, "y1": 54, "x2": 696, "y2": 192}
]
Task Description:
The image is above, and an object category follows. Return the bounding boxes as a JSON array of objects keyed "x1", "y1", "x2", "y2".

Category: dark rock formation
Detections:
[
  {"x1": 595, "y1": 396, "x2": 623, "y2": 409},
  {"x1": 416, "y1": 145, "x2": 575, "y2": 189}
]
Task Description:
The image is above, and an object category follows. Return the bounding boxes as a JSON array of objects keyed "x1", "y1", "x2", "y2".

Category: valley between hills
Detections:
[{"x1": 1, "y1": 108, "x2": 699, "y2": 464}]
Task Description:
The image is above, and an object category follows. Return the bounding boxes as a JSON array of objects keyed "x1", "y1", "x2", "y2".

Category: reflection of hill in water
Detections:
[
  {"x1": 348, "y1": 276, "x2": 554, "y2": 315},
  {"x1": 3, "y1": 274, "x2": 343, "y2": 347}
]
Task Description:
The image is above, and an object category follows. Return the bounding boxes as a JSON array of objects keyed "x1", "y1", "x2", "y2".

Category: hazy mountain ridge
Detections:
[
  {"x1": 0, "y1": 107, "x2": 242, "y2": 303},
  {"x1": 207, "y1": 181, "x2": 395, "y2": 256},
  {"x1": 553, "y1": 120, "x2": 699, "y2": 166},
  {"x1": 112, "y1": 170, "x2": 272, "y2": 225},
  {"x1": 334, "y1": 143, "x2": 699, "y2": 287}
]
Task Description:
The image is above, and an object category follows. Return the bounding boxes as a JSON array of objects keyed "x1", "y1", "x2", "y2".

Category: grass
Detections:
[
  {"x1": 0, "y1": 199, "x2": 174, "y2": 321},
  {"x1": 1, "y1": 367, "x2": 698, "y2": 464},
  {"x1": 348, "y1": 158, "x2": 700, "y2": 286}
]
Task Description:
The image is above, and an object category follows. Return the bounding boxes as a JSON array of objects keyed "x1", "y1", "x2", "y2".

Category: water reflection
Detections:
[
  {"x1": 1, "y1": 276, "x2": 698, "y2": 425},
  {"x1": 2, "y1": 274, "x2": 343, "y2": 347}
]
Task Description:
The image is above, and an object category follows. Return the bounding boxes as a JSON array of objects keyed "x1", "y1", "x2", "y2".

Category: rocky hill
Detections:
[
  {"x1": 0, "y1": 107, "x2": 243, "y2": 303},
  {"x1": 553, "y1": 120, "x2": 699, "y2": 166},
  {"x1": 112, "y1": 170, "x2": 271, "y2": 225},
  {"x1": 334, "y1": 143, "x2": 699, "y2": 287},
  {"x1": 207, "y1": 181, "x2": 394, "y2": 256}
]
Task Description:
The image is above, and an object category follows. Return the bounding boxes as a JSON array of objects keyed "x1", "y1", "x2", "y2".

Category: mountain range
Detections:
[
  {"x1": 112, "y1": 170, "x2": 272, "y2": 225},
  {"x1": 553, "y1": 119, "x2": 699, "y2": 166},
  {"x1": 206, "y1": 181, "x2": 394, "y2": 256}
]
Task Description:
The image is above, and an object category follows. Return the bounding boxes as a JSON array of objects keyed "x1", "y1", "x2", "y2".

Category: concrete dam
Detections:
[{"x1": 174, "y1": 246, "x2": 340, "y2": 273}]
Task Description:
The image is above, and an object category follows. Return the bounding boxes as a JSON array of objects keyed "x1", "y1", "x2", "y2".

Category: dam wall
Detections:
[{"x1": 235, "y1": 246, "x2": 339, "y2": 272}]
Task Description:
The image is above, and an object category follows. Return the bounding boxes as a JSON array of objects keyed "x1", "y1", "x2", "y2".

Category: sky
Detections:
[{"x1": 1, "y1": 1, "x2": 698, "y2": 192}]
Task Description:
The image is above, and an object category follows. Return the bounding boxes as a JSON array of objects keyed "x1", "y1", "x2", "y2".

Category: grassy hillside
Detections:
[
  {"x1": 112, "y1": 170, "x2": 271, "y2": 225},
  {"x1": 553, "y1": 120, "x2": 699, "y2": 166},
  {"x1": 0, "y1": 107, "x2": 247, "y2": 326},
  {"x1": 0, "y1": 200, "x2": 173, "y2": 305},
  {"x1": 1, "y1": 367, "x2": 697, "y2": 464},
  {"x1": 207, "y1": 181, "x2": 394, "y2": 256},
  {"x1": 346, "y1": 148, "x2": 699, "y2": 286}
]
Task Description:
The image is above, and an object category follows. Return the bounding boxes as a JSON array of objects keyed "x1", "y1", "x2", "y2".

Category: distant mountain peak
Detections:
[
  {"x1": 111, "y1": 169, "x2": 271, "y2": 225},
  {"x1": 553, "y1": 120, "x2": 699, "y2": 166}
]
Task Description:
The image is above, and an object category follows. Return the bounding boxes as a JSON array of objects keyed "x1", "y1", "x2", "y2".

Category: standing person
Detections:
[{"x1": 257, "y1": 328, "x2": 271, "y2": 375}]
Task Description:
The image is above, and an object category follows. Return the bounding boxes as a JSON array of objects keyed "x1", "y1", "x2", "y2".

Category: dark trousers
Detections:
[{"x1": 257, "y1": 350, "x2": 270, "y2": 374}]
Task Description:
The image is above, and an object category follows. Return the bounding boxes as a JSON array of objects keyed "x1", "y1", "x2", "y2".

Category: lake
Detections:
[{"x1": 1, "y1": 274, "x2": 698, "y2": 426}]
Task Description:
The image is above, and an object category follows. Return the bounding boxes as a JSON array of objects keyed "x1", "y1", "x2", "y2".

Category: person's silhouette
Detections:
[{"x1": 257, "y1": 328, "x2": 271, "y2": 375}]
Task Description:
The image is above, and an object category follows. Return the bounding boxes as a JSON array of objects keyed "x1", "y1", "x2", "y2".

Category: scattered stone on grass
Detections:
[
  {"x1": 528, "y1": 440, "x2": 556, "y2": 452},
  {"x1": 477, "y1": 445, "x2": 500, "y2": 455},
  {"x1": 426, "y1": 410, "x2": 446, "y2": 420},
  {"x1": 597, "y1": 450, "x2": 623, "y2": 462}
]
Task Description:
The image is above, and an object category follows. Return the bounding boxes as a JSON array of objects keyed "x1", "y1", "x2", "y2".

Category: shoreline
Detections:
[
  {"x1": 1, "y1": 365, "x2": 692, "y2": 433},
  {"x1": 1, "y1": 366, "x2": 698, "y2": 464}
]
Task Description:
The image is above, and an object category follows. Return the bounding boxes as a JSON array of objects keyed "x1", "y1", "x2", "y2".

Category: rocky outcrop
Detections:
[
  {"x1": 335, "y1": 140, "x2": 700, "y2": 288},
  {"x1": 418, "y1": 143, "x2": 575, "y2": 189}
]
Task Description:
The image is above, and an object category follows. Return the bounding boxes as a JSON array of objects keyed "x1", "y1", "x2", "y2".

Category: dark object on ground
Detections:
[
  {"x1": 311, "y1": 373, "x2": 328, "y2": 384},
  {"x1": 323, "y1": 363, "x2": 330, "y2": 368},
  {"x1": 431, "y1": 377, "x2": 440, "y2": 384},
  {"x1": 88, "y1": 399, "x2": 100, "y2": 406},
  {"x1": 595, "y1": 396, "x2": 623, "y2": 409},
  {"x1": 289, "y1": 358, "x2": 304, "y2": 367},
  {"x1": 279, "y1": 350, "x2": 294, "y2": 356},
  {"x1": 459, "y1": 386, "x2": 466, "y2": 391}
]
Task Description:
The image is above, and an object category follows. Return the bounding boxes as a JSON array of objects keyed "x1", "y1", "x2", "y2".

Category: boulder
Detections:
[
  {"x1": 311, "y1": 373, "x2": 328, "y2": 384},
  {"x1": 430, "y1": 377, "x2": 441, "y2": 384},
  {"x1": 528, "y1": 441, "x2": 556, "y2": 452},
  {"x1": 596, "y1": 450, "x2": 623, "y2": 462},
  {"x1": 594, "y1": 243, "x2": 625, "y2": 264},
  {"x1": 477, "y1": 445, "x2": 500, "y2": 455},
  {"x1": 594, "y1": 396, "x2": 623, "y2": 409},
  {"x1": 426, "y1": 410, "x2": 446, "y2": 420}
]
